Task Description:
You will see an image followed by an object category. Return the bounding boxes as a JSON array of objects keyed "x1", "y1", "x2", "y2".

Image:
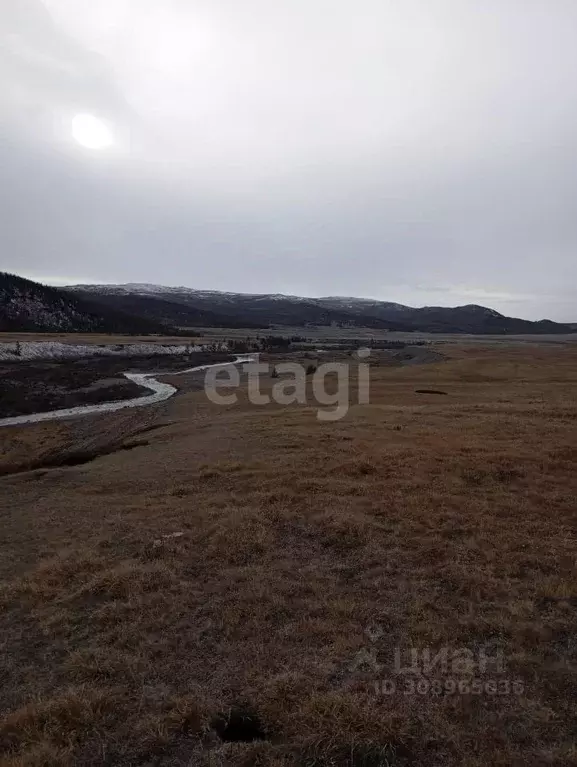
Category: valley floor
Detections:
[
  {"x1": 0, "y1": 352, "x2": 232, "y2": 419},
  {"x1": 0, "y1": 344, "x2": 576, "y2": 765}
]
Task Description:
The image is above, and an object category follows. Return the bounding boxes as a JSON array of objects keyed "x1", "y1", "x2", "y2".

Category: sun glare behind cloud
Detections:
[{"x1": 71, "y1": 113, "x2": 113, "y2": 150}]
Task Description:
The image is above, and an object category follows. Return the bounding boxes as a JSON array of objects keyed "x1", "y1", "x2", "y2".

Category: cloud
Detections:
[
  {"x1": 0, "y1": 1, "x2": 128, "y2": 141},
  {"x1": 1, "y1": 0, "x2": 576, "y2": 321}
]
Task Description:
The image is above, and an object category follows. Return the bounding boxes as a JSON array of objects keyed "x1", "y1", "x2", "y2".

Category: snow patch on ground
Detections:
[{"x1": 0, "y1": 342, "x2": 210, "y2": 362}]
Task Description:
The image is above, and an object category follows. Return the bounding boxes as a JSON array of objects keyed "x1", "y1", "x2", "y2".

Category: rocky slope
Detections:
[{"x1": 0, "y1": 273, "x2": 173, "y2": 334}]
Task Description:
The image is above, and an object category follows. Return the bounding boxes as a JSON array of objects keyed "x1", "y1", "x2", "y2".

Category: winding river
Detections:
[{"x1": 0, "y1": 356, "x2": 254, "y2": 428}]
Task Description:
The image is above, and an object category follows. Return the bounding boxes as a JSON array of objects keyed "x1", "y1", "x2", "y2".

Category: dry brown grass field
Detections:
[{"x1": 1, "y1": 344, "x2": 577, "y2": 766}]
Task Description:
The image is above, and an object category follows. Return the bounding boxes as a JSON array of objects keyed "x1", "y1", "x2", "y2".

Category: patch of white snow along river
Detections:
[{"x1": 0, "y1": 356, "x2": 254, "y2": 428}]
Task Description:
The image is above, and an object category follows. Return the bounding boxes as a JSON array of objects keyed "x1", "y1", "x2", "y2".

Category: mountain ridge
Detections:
[
  {"x1": 66, "y1": 284, "x2": 410, "y2": 331},
  {"x1": 66, "y1": 283, "x2": 574, "y2": 334}
]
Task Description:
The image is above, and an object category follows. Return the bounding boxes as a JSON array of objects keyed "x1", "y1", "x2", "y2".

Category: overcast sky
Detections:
[{"x1": 2, "y1": 1, "x2": 576, "y2": 320}]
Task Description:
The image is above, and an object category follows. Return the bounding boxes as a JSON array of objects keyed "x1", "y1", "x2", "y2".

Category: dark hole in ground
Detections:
[
  {"x1": 211, "y1": 708, "x2": 266, "y2": 743},
  {"x1": 415, "y1": 389, "x2": 448, "y2": 395}
]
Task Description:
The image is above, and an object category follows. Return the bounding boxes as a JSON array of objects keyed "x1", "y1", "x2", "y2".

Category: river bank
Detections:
[{"x1": 0, "y1": 351, "x2": 234, "y2": 419}]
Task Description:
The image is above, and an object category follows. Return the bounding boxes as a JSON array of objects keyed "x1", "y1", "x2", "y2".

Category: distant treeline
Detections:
[{"x1": 222, "y1": 336, "x2": 425, "y2": 353}]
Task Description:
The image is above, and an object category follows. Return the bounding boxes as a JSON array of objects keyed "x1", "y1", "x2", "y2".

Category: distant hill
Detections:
[
  {"x1": 0, "y1": 273, "x2": 173, "y2": 334},
  {"x1": 314, "y1": 297, "x2": 573, "y2": 334},
  {"x1": 67, "y1": 284, "x2": 411, "y2": 331},
  {"x1": 67, "y1": 283, "x2": 575, "y2": 334}
]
